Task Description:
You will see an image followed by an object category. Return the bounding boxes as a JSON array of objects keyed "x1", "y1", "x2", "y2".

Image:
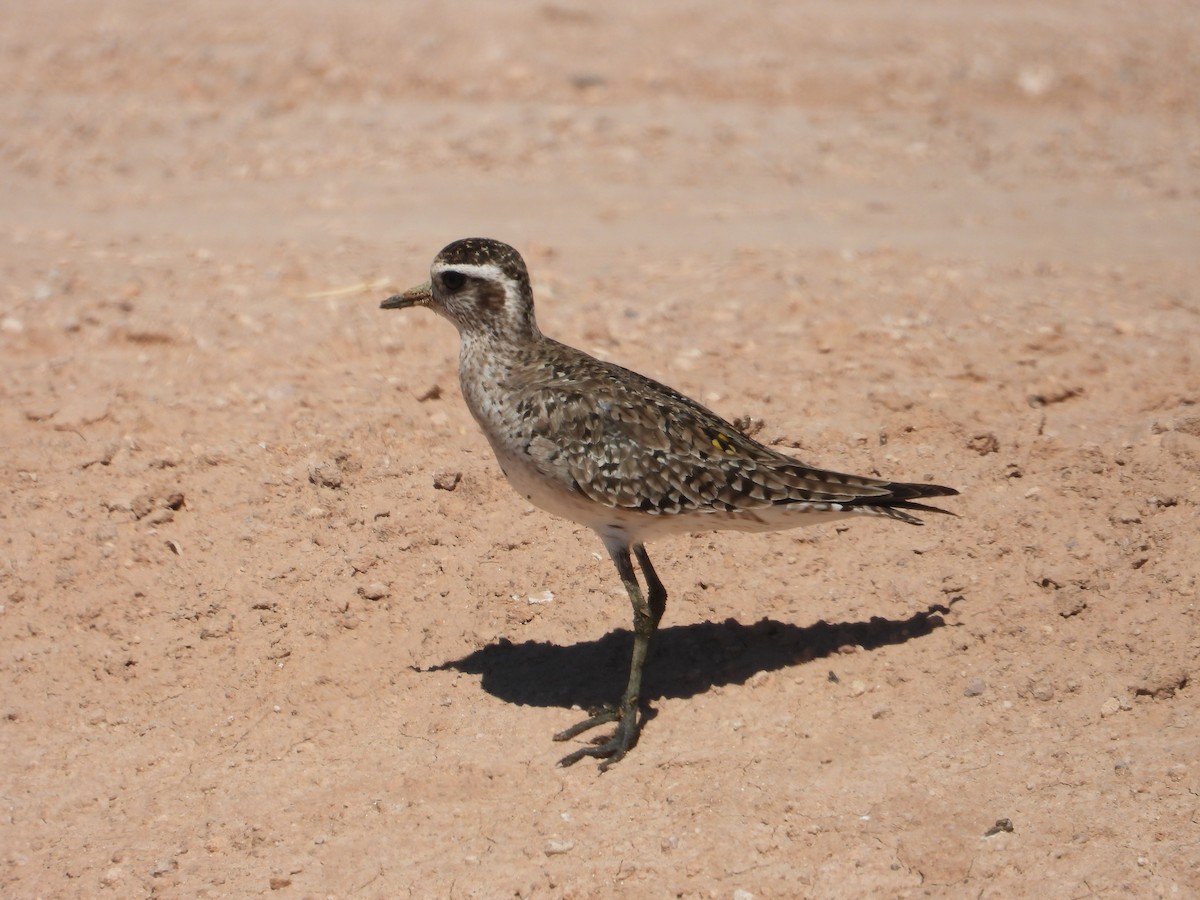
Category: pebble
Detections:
[
  {"x1": 1016, "y1": 63, "x2": 1056, "y2": 97},
  {"x1": 543, "y1": 839, "x2": 575, "y2": 856},
  {"x1": 308, "y1": 460, "x2": 344, "y2": 489},
  {"x1": 746, "y1": 670, "x2": 771, "y2": 689},
  {"x1": 1110, "y1": 506, "x2": 1142, "y2": 525},
  {"x1": 1100, "y1": 697, "x2": 1122, "y2": 718},
  {"x1": 967, "y1": 432, "x2": 1000, "y2": 455},
  {"x1": 360, "y1": 582, "x2": 389, "y2": 601},
  {"x1": 51, "y1": 395, "x2": 111, "y2": 430},
  {"x1": 963, "y1": 678, "x2": 986, "y2": 697},
  {"x1": 150, "y1": 857, "x2": 177, "y2": 877},
  {"x1": 1054, "y1": 589, "x2": 1088, "y2": 618},
  {"x1": 1031, "y1": 683, "x2": 1055, "y2": 702},
  {"x1": 144, "y1": 508, "x2": 175, "y2": 526},
  {"x1": 433, "y1": 470, "x2": 462, "y2": 491}
]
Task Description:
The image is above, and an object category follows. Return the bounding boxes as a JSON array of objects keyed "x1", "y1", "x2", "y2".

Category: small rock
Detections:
[
  {"x1": 983, "y1": 818, "x2": 1014, "y2": 837},
  {"x1": 543, "y1": 839, "x2": 575, "y2": 856},
  {"x1": 1100, "y1": 697, "x2": 1122, "y2": 718},
  {"x1": 871, "y1": 705, "x2": 891, "y2": 719},
  {"x1": 849, "y1": 679, "x2": 866, "y2": 697},
  {"x1": 150, "y1": 857, "x2": 177, "y2": 877},
  {"x1": 82, "y1": 440, "x2": 122, "y2": 468},
  {"x1": 149, "y1": 448, "x2": 184, "y2": 468},
  {"x1": 308, "y1": 460, "x2": 344, "y2": 489},
  {"x1": 746, "y1": 671, "x2": 771, "y2": 689},
  {"x1": 1027, "y1": 384, "x2": 1081, "y2": 408},
  {"x1": 1031, "y1": 683, "x2": 1055, "y2": 702},
  {"x1": 527, "y1": 590, "x2": 555, "y2": 605},
  {"x1": 967, "y1": 432, "x2": 1000, "y2": 455},
  {"x1": 1054, "y1": 589, "x2": 1087, "y2": 618},
  {"x1": 359, "y1": 582, "x2": 388, "y2": 601},
  {"x1": 1016, "y1": 64, "x2": 1056, "y2": 97},
  {"x1": 1, "y1": 316, "x2": 24, "y2": 333},
  {"x1": 433, "y1": 470, "x2": 462, "y2": 491},
  {"x1": 143, "y1": 508, "x2": 174, "y2": 526},
  {"x1": 1110, "y1": 506, "x2": 1141, "y2": 525},
  {"x1": 733, "y1": 890, "x2": 756, "y2": 900},
  {"x1": 269, "y1": 876, "x2": 292, "y2": 890},
  {"x1": 1035, "y1": 567, "x2": 1075, "y2": 591},
  {"x1": 570, "y1": 72, "x2": 607, "y2": 90},
  {"x1": 23, "y1": 402, "x2": 59, "y2": 421},
  {"x1": 963, "y1": 678, "x2": 986, "y2": 697},
  {"x1": 131, "y1": 494, "x2": 155, "y2": 520},
  {"x1": 1131, "y1": 667, "x2": 1189, "y2": 699},
  {"x1": 51, "y1": 394, "x2": 112, "y2": 430}
]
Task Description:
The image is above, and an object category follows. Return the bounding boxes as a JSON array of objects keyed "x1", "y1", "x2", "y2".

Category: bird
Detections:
[{"x1": 381, "y1": 237, "x2": 958, "y2": 770}]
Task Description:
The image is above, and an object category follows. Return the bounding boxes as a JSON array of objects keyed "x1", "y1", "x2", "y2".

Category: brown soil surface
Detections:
[{"x1": 3, "y1": 2, "x2": 1199, "y2": 897}]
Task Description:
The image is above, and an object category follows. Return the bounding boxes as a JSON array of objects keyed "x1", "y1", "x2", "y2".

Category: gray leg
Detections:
[
  {"x1": 634, "y1": 543, "x2": 667, "y2": 629},
  {"x1": 555, "y1": 540, "x2": 666, "y2": 770}
]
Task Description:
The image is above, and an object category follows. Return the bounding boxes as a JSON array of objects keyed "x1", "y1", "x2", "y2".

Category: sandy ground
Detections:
[{"x1": 3, "y1": 1, "x2": 1199, "y2": 897}]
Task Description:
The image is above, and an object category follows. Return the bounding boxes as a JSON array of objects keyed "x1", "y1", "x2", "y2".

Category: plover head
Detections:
[{"x1": 382, "y1": 237, "x2": 539, "y2": 341}]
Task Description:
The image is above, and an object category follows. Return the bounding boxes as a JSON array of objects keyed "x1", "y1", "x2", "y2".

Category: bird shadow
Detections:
[{"x1": 418, "y1": 601, "x2": 956, "y2": 711}]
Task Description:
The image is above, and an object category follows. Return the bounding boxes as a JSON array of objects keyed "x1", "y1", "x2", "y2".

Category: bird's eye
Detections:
[{"x1": 441, "y1": 271, "x2": 466, "y2": 291}]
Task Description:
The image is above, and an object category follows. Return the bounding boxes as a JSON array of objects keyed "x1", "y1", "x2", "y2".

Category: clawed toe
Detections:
[
  {"x1": 553, "y1": 706, "x2": 619, "y2": 742},
  {"x1": 554, "y1": 703, "x2": 640, "y2": 770}
]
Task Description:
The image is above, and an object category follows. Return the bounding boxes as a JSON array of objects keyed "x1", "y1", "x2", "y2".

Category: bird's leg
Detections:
[
  {"x1": 633, "y1": 544, "x2": 667, "y2": 630},
  {"x1": 555, "y1": 541, "x2": 664, "y2": 770}
]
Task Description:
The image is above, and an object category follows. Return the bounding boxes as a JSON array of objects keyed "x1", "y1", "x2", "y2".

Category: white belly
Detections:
[{"x1": 484, "y1": 433, "x2": 859, "y2": 546}]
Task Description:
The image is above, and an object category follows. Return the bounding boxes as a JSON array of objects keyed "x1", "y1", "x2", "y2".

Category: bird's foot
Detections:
[
  {"x1": 552, "y1": 704, "x2": 619, "y2": 741},
  {"x1": 554, "y1": 701, "x2": 639, "y2": 771}
]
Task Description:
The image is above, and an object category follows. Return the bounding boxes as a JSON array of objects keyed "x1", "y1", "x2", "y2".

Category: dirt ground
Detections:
[{"x1": 3, "y1": 1, "x2": 1199, "y2": 897}]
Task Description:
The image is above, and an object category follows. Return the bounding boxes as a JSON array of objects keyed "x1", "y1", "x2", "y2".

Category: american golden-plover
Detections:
[{"x1": 382, "y1": 237, "x2": 957, "y2": 769}]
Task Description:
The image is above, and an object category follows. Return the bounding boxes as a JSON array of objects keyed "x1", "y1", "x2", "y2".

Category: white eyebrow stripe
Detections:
[{"x1": 432, "y1": 262, "x2": 508, "y2": 281}]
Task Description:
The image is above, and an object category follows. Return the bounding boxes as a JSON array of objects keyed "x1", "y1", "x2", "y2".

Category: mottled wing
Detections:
[{"x1": 518, "y1": 347, "x2": 955, "y2": 520}]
